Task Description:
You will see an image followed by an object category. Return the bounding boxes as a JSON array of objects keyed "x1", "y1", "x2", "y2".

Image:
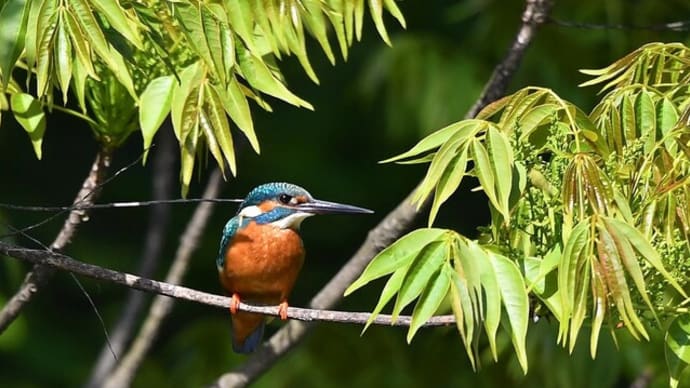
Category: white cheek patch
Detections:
[
  {"x1": 270, "y1": 212, "x2": 314, "y2": 229},
  {"x1": 239, "y1": 205, "x2": 263, "y2": 218}
]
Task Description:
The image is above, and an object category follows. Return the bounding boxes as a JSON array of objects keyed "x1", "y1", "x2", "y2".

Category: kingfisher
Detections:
[{"x1": 217, "y1": 182, "x2": 372, "y2": 353}]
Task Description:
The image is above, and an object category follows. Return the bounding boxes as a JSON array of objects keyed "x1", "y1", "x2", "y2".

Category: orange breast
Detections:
[{"x1": 220, "y1": 221, "x2": 305, "y2": 305}]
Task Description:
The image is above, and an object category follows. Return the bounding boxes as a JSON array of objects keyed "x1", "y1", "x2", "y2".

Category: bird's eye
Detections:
[{"x1": 279, "y1": 194, "x2": 292, "y2": 204}]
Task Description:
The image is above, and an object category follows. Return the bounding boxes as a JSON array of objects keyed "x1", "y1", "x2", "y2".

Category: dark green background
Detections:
[{"x1": 1, "y1": 0, "x2": 690, "y2": 386}]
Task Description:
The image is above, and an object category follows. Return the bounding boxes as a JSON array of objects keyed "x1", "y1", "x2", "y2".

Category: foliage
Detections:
[
  {"x1": 0, "y1": 0, "x2": 405, "y2": 195},
  {"x1": 347, "y1": 42, "x2": 690, "y2": 384}
]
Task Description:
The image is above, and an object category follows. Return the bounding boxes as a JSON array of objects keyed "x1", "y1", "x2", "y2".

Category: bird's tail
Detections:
[{"x1": 231, "y1": 312, "x2": 265, "y2": 354}]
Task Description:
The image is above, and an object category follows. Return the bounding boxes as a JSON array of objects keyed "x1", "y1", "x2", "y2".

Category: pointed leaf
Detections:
[
  {"x1": 205, "y1": 83, "x2": 236, "y2": 175},
  {"x1": 391, "y1": 240, "x2": 448, "y2": 321},
  {"x1": 666, "y1": 314, "x2": 690, "y2": 388},
  {"x1": 139, "y1": 75, "x2": 175, "y2": 163},
  {"x1": 605, "y1": 217, "x2": 686, "y2": 297},
  {"x1": 381, "y1": 120, "x2": 479, "y2": 163},
  {"x1": 236, "y1": 42, "x2": 313, "y2": 109},
  {"x1": 407, "y1": 263, "x2": 451, "y2": 342},
  {"x1": 345, "y1": 228, "x2": 446, "y2": 295},
  {"x1": 215, "y1": 78, "x2": 258, "y2": 153},
  {"x1": 11, "y1": 93, "x2": 46, "y2": 159},
  {"x1": 363, "y1": 264, "x2": 410, "y2": 331},
  {"x1": 88, "y1": 0, "x2": 142, "y2": 48},
  {"x1": 0, "y1": 0, "x2": 29, "y2": 88}
]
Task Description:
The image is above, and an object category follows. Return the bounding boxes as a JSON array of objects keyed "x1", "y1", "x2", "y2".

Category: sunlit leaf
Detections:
[
  {"x1": 666, "y1": 314, "x2": 690, "y2": 388},
  {"x1": 11, "y1": 93, "x2": 46, "y2": 159},
  {"x1": 89, "y1": 0, "x2": 142, "y2": 48},
  {"x1": 236, "y1": 42, "x2": 313, "y2": 109},
  {"x1": 139, "y1": 75, "x2": 176, "y2": 163},
  {"x1": 407, "y1": 262, "x2": 451, "y2": 342},
  {"x1": 0, "y1": 0, "x2": 29, "y2": 88},
  {"x1": 391, "y1": 240, "x2": 448, "y2": 321},
  {"x1": 345, "y1": 228, "x2": 447, "y2": 295}
]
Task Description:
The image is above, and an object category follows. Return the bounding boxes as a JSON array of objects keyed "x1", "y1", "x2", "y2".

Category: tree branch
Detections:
[
  {"x1": 0, "y1": 147, "x2": 112, "y2": 333},
  {"x1": 465, "y1": 0, "x2": 553, "y2": 119},
  {"x1": 212, "y1": 1, "x2": 553, "y2": 387},
  {"x1": 102, "y1": 168, "x2": 224, "y2": 388},
  {"x1": 86, "y1": 130, "x2": 176, "y2": 388},
  {"x1": 0, "y1": 241, "x2": 456, "y2": 326}
]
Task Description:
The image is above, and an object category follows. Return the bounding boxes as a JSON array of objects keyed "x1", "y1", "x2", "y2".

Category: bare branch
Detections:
[
  {"x1": 102, "y1": 169, "x2": 225, "y2": 388},
  {"x1": 465, "y1": 0, "x2": 553, "y2": 119},
  {"x1": 212, "y1": 1, "x2": 553, "y2": 387},
  {"x1": 0, "y1": 147, "x2": 112, "y2": 333},
  {"x1": 87, "y1": 130, "x2": 176, "y2": 387},
  {"x1": 0, "y1": 240, "x2": 456, "y2": 326}
]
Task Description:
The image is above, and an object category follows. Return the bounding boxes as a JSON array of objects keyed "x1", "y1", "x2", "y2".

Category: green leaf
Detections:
[
  {"x1": 236, "y1": 42, "x2": 313, "y2": 110},
  {"x1": 486, "y1": 126, "x2": 514, "y2": 222},
  {"x1": 0, "y1": 0, "x2": 29, "y2": 88},
  {"x1": 54, "y1": 13, "x2": 72, "y2": 102},
  {"x1": 604, "y1": 217, "x2": 686, "y2": 297},
  {"x1": 301, "y1": 0, "x2": 335, "y2": 64},
  {"x1": 363, "y1": 264, "x2": 410, "y2": 331},
  {"x1": 204, "y1": 83, "x2": 236, "y2": 176},
  {"x1": 391, "y1": 240, "x2": 448, "y2": 321},
  {"x1": 367, "y1": 0, "x2": 390, "y2": 45},
  {"x1": 428, "y1": 146, "x2": 468, "y2": 226},
  {"x1": 223, "y1": 0, "x2": 258, "y2": 53},
  {"x1": 488, "y1": 251, "x2": 529, "y2": 373},
  {"x1": 11, "y1": 93, "x2": 46, "y2": 159},
  {"x1": 517, "y1": 104, "x2": 558, "y2": 141},
  {"x1": 35, "y1": 0, "x2": 58, "y2": 96},
  {"x1": 345, "y1": 228, "x2": 447, "y2": 295},
  {"x1": 88, "y1": 0, "x2": 142, "y2": 48},
  {"x1": 381, "y1": 120, "x2": 478, "y2": 163},
  {"x1": 635, "y1": 91, "x2": 656, "y2": 154},
  {"x1": 471, "y1": 137, "x2": 503, "y2": 219},
  {"x1": 666, "y1": 314, "x2": 690, "y2": 388},
  {"x1": 412, "y1": 131, "x2": 468, "y2": 208},
  {"x1": 558, "y1": 218, "x2": 591, "y2": 343},
  {"x1": 407, "y1": 262, "x2": 451, "y2": 342},
  {"x1": 139, "y1": 75, "x2": 175, "y2": 163},
  {"x1": 201, "y1": 5, "x2": 228, "y2": 84},
  {"x1": 215, "y1": 78, "x2": 258, "y2": 153},
  {"x1": 63, "y1": 8, "x2": 96, "y2": 79}
]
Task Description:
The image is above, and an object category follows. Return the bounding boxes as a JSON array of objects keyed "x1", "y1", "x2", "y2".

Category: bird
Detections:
[{"x1": 217, "y1": 182, "x2": 372, "y2": 353}]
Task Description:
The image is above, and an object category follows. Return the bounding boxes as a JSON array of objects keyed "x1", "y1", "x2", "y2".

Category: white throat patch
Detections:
[
  {"x1": 238, "y1": 205, "x2": 262, "y2": 218},
  {"x1": 270, "y1": 212, "x2": 314, "y2": 229}
]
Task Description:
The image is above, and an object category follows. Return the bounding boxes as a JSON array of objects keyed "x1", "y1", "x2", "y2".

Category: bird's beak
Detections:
[{"x1": 296, "y1": 198, "x2": 373, "y2": 215}]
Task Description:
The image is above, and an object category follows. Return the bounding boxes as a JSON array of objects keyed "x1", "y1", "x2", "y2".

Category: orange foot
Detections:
[
  {"x1": 230, "y1": 293, "x2": 241, "y2": 314},
  {"x1": 278, "y1": 301, "x2": 289, "y2": 320}
]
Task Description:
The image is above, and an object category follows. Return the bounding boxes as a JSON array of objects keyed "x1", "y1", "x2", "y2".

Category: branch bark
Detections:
[
  {"x1": 101, "y1": 169, "x2": 224, "y2": 388},
  {"x1": 0, "y1": 241, "x2": 456, "y2": 326},
  {"x1": 0, "y1": 147, "x2": 112, "y2": 333},
  {"x1": 465, "y1": 0, "x2": 553, "y2": 119},
  {"x1": 213, "y1": 1, "x2": 553, "y2": 387},
  {"x1": 86, "y1": 130, "x2": 176, "y2": 387}
]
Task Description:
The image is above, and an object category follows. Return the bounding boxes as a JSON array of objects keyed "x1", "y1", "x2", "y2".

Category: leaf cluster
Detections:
[
  {"x1": 347, "y1": 42, "x2": 690, "y2": 384},
  {"x1": 0, "y1": 0, "x2": 405, "y2": 194}
]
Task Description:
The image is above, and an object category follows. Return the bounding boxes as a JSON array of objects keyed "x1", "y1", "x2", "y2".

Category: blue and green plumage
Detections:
[{"x1": 218, "y1": 182, "x2": 372, "y2": 353}]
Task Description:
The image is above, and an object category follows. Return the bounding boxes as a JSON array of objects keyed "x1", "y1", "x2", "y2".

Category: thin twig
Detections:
[
  {"x1": 548, "y1": 17, "x2": 690, "y2": 32},
  {"x1": 0, "y1": 241, "x2": 456, "y2": 327},
  {"x1": 0, "y1": 198, "x2": 242, "y2": 212},
  {"x1": 86, "y1": 130, "x2": 176, "y2": 388},
  {"x1": 0, "y1": 147, "x2": 113, "y2": 333},
  {"x1": 213, "y1": 1, "x2": 553, "y2": 387},
  {"x1": 101, "y1": 169, "x2": 225, "y2": 388}
]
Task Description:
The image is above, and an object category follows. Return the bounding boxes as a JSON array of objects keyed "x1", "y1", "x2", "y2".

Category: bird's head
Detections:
[{"x1": 237, "y1": 182, "x2": 372, "y2": 229}]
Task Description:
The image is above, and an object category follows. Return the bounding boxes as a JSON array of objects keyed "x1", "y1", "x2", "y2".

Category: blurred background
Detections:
[{"x1": 1, "y1": 0, "x2": 690, "y2": 386}]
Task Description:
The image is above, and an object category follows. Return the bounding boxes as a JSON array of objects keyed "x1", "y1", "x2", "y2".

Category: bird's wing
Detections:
[{"x1": 217, "y1": 215, "x2": 241, "y2": 270}]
